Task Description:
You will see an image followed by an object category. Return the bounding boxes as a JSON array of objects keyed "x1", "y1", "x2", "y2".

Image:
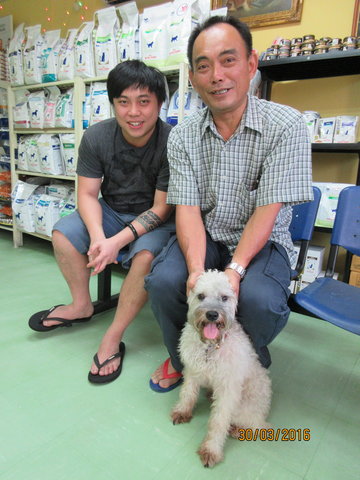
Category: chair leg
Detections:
[{"x1": 93, "y1": 265, "x2": 119, "y2": 315}]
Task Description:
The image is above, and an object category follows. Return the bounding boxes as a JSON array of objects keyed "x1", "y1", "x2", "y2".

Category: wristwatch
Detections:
[{"x1": 226, "y1": 262, "x2": 246, "y2": 280}]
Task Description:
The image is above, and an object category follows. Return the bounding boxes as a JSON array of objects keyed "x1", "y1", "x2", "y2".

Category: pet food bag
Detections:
[
  {"x1": 44, "y1": 86, "x2": 61, "y2": 128},
  {"x1": 82, "y1": 85, "x2": 91, "y2": 129},
  {"x1": 11, "y1": 179, "x2": 46, "y2": 232},
  {"x1": 34, "y1": 193, "x2": 61, "y2": 237},
  {"x1": 38, "y1": 134, "x2": 64, "y2": 175},
  {"x1": 41, "y1": 29, "x2": 62, "y2": 83},
  {"x1": 116, "y1": 2, "x2": 140, "y2": 61},
  {"x1": 313, "y1": 182, "x2": 355, "y2": 228},
  {"x1": 23, "y1": 25, "x2": 44, "y2": 85},
  {"x1": 167, "y1": 87, "x2": 204, "y2": 125},
  {"x1": 166, "y1": 0, "x2": 210, "y2": 66},
  {"x1": 74, "y1": 21, "x2": 95, "y2": 78},
  {"x1": 55, "y1": 88, "x2": 74, "y2": 128},
  {"x1": 26, "y1": 135, "x2": 41, "y2": 172},
  {"x1": 13, "y1": 89, "x2": 30, "y2": 128},
  {"x1": 57, "y1": 29, "x2": 77, "y2": 81},
  {"x1": 28, "y1": 90, "x2": 45, "y2": 128},
  {"x1": 17, "y1": 136, "x2": 29, "y2": 171},
  {"x1": 89, "y1": 82, "x2": 111, "y2": 125},
  {"x1": 59, "y1": 133, "x2": 76, "y2": 176},
  {"x1": 93, "y1": 7, "x2": 120, "y2": 77},
  {"x1": 141, "y1": 3, "x2": 172, "y2": 68},
  {"x1": 8, "y1": 23, "x2": 25, "y2": 86},
  {"x1": 59, "y1": 189, "x2": 76, "y2": 217},
  {"x1": 333, "y1": 116, "x2": 359, "y2": 143}
]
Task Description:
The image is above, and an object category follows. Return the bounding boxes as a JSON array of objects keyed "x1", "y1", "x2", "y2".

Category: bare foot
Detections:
[
  {"x1": 151, "y1": 358, "x2": 182, "y2": 389},
  {"x1": 42, "y1": 304, "x2": 94, "y2": 327},
  {"x1": 90, "y1": 329, "x2": 122, "y2": 377}
]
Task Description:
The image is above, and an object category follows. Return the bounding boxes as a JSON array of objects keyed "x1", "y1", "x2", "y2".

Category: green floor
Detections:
[{"x1": 1, "y1": 230, "x2": 359, "y2": 480}]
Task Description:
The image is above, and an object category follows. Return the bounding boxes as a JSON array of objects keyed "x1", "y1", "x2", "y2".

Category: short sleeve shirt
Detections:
[
  {"x1": 77, "y1": 117, "x2": 172, "y2": 215},
  {"x1": 167, "y1": 95, "x2": 313, "y2": 264}
]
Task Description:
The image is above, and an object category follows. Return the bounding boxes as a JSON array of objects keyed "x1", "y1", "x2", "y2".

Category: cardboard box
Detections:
[
  {"x1": 349, "y1": 271, "x2": 360, "y2": 288},
  {"x1": 351, "y1": 255, "x2": 360, "y2": 272}
]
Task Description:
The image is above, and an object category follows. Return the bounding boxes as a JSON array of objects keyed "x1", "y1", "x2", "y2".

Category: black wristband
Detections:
[{"x1": 126, "y1": 222, "x2": 139, "y2": 240}]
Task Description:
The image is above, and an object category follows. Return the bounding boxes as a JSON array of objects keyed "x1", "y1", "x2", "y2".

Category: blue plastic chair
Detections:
[
  {"x1": 293, "y1": 185, "x2": 360, "y2": 334},
  {"x1": 289, "y1": 186, "x2": 321, "y2": 280}
]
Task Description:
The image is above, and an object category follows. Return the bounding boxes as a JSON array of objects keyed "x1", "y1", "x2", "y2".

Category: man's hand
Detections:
[
  {"x1": 224, "y1": 268, "x2": 241, "y2": 297},
  {"x1": 186, "y1": 270, "x2": 204, "y2": 296},
  {"x1": 87, "y1": 237, "x2": 121, "y2": 276}
]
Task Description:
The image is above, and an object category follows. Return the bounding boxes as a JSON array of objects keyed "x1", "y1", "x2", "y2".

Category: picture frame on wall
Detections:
[
  {"x1": 212, "y1": 0, "x2": 303, "y2": 29},
  {"x1": 352, "y1": 0, "x2": 360, "y2": 36}
]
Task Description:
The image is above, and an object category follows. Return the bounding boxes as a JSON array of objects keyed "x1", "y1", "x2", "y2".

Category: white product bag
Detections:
[
  {"x1": 27, "y1": 135, "x2": 41, "y2": 173},
  {"x1": 93, "y1": 7, "x2": 120, "y2": 77},
  {"x1": 8, "y1": 23, "x2": 25, "y2": 86},
  {"x1": 141, "y1": 3, "x2": 172, "y2": 68},
  {"x1": 35, "y1": 194, "x2": 61, "y2": 237},
  {"x1": 28, "y1": 90, "x2": 45, "y2": 128},
  {"x1": 55, "y1": 88, "x2": 74, "y2": 128},
  {"x1": 59, "y1": 133, "x2": 76, "y2": 176},
  {"x1": 116, "y1": 2, "x2": 139, "y2": 61},
  {"x1": 167, "y1": 0, "x2": 210, "y2": 66},
  {"x1": 89, "y1": 82, "x2": 111, "y2": 125},
  {"x1": 17, "y1": 136, "x2": 30, "y2": 171},
  {"x1": 57, "y1": 29, "x2": 77, "y2": 81},
  {"x1": 74, "y1": 21, "x2": 95, "y2": 78},
  {"x1": 23, "y1": 25, "x2": 44, "y2": 85},
  {"x1": 38, "y1": 134, "x2": 64, "y2": 175},
  {"x1": 44, "y1": 86, "x2": 61, "y2": 128},
  {"x1": 167, "y1": 87, "x2": 204, "y2": 125},
  {"x1": 41, "y1": 29, "x2": 62, "y2": 83},
  {"x1": 13, "y1": 89, "x2": 30, "y2": 128}
]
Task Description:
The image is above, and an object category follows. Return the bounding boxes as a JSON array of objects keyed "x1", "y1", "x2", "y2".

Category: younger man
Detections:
[{"x1": 29, "y1": 60, "x2": 175, "y2": 384}]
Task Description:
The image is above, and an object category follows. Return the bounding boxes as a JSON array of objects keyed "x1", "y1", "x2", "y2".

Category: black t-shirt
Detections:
[{"x1": 77, "y1": 117, "x2": 172, "y2": 214}]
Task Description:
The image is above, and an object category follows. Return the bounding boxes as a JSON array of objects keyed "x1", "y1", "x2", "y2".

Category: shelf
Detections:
[
  {"x1": 11, "y1": 79, "x2": 75, "y2": 91},
  {"x1": 16, "y1": 170, "x2": 75, "y2": 181},
  {"x1": 14, "y1": 128, "x2": 75, "y2": 135},
  {"x1": 258, "y1": 50, "x2": 360, "y2": 82},
  {"x1": 0, "y1": 223, "x2": 12, "y2": 232},
  {"x1": 312, "y1": 143, "x2": 360, "y2": 153},
  {"x1": 17, "y1": 229, "x2": 52, "y2": 242}
]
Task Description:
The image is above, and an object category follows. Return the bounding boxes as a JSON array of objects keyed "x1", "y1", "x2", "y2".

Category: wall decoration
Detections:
[{"x1": 212, "y1": 0, "x2": 303, "y2": 29}]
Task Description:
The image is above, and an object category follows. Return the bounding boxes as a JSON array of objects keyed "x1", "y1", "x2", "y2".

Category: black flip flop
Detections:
[
  {"x1": 88, "y1": 342, "x2": 126, "y2": 385},
  {"x1": 28, "y1": 305, "x2": 93, "y2": 332}
]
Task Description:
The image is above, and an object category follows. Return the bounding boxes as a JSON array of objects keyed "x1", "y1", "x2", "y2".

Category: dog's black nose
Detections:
[{"x1": 206, "y1": 310, "x2": 219, "y2": 322}]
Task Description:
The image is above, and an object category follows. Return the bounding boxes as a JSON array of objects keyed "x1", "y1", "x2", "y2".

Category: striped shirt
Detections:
[{"x1": 167, "y1": 95, "x2": 313, "y2": 265}]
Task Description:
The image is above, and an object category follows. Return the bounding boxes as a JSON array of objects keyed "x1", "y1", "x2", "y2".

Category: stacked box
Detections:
[{"x1": 349, "y1": 255, "x2": 360, "y2": 288}]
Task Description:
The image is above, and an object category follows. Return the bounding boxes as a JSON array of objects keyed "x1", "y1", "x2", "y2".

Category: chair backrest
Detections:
[
  {"x1": 289, "y1": 186, "x2": 322, "y2": 243},
  {"x1": 331, "y1": 186, "x2": 360, "y2": 256},
  {"x1": 323, "y1": 185, "x2": 360, "y2": 278},
  {"x1": 289, "y1": 186, "x2": 321, "y2": 279}
]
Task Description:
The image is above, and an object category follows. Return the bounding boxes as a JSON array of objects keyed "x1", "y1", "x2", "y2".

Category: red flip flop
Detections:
[{"x1": 149, "y1": 358, "x2": 183, "y2": 393}]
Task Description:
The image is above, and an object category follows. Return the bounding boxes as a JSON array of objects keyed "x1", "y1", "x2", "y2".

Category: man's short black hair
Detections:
[
  {"x1": 187, "y1": 15, "x2": 253, "y2": 70},
  {"x1": 107, "y1": 60, "x2": 167, "y2": 105}
]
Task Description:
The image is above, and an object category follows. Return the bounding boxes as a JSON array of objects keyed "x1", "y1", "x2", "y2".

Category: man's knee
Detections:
[{"x1": 238, "y1": 277, "x2": 290, "y2": 345}]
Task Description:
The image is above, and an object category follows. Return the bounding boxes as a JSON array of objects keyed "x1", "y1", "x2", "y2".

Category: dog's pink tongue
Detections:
[{"x1": 204, "y1": 323, "x2": 219, "y2": 339}]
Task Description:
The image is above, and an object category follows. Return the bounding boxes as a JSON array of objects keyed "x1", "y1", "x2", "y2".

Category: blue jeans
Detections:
[{"x1": 144, "y1": 235, "x2": 291, "y2": 370}]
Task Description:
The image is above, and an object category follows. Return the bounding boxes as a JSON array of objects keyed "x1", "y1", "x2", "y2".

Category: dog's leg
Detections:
[
  {"x1": 171, "y1": 375, "x2": 200, "y2": 425},
  {"x1": 197, "y1": 390, "x2": 235, "y2": 467}
]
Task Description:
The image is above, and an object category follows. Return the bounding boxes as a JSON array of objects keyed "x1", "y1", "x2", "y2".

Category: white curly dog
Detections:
[{"x1": 171, "y1": 270, "x2": 272, "y2": 467}]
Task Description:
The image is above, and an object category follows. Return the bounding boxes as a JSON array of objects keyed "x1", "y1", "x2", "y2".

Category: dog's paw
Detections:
[
  {"x1": 171, "y1": 410, "x2": 192, "y2": 425},
  {"x1": 228, "y1": 424, "x2": 241, "y2": 439},
  {"x1": 197, "y1": 445, "x2": 223, "y2": 468}
]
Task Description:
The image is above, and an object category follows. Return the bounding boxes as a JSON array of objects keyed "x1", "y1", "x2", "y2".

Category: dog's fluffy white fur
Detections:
[{"x1": 171, "y1": 270, "x2": 271, "y2": 467}]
